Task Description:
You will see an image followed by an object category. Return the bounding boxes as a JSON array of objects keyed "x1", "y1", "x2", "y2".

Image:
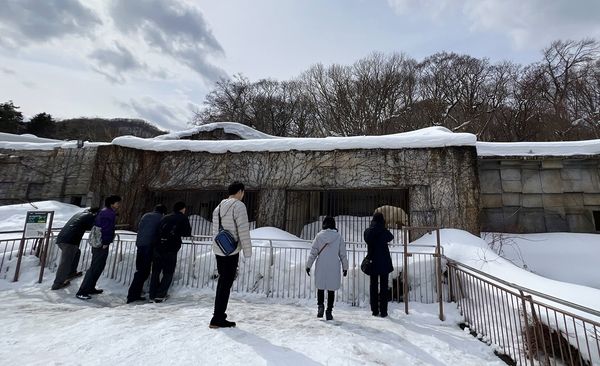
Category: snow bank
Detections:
[
  {"x1": 0, "y1": 200, "x2": 86, "y2": 234},
  {"x1": 0, "y1": 132, "x2": 62, "y2": 143},
  {"x1": 477, "y1": 139, "x2": 600, "y2": 156},
  {"x1": 155, "y1": 121, "x2": 281, "y2": 140},
  {"x1": 113, "y1": 126, "x2": 477, "y2": 153}
]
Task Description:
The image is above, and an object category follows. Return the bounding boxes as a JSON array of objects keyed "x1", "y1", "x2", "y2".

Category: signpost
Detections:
[{"x1": 13, "y1": 211, "x2": 54, "y2": 282}]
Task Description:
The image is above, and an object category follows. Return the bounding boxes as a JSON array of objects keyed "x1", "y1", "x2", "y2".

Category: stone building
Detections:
[
  {"x1": 1, "y1": 124, "x2": 599, "y2": 235},
  {"x1": 478, "y1": 141, "x2": 600, "y2": 233}
]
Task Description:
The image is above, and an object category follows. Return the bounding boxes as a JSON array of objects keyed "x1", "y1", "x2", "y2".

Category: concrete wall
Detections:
[
  {"x1": 479, "y1": 157, "x2": 600, "y2": 233},
  {"x1": 0, "y1": 147, "x2": 98, "y2": 206},
  {"x1": 91, "y1": 145, "x2": 481, "y2": 235}
]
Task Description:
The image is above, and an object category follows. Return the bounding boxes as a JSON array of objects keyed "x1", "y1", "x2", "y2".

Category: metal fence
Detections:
[
  {"x1": 448, "y1": 259, "x2": 600, "y2": 366},
  {"x1": 35, "y1": 234, "x2": 443, "y2": 307}
]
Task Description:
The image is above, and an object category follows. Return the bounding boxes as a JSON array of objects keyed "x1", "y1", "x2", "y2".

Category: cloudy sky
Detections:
[{"x1": 1, "y1": 0, "x2": 599, "y2": 132}]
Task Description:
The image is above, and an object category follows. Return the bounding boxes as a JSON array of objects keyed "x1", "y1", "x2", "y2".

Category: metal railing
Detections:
[
  {"x1": 448, "y1": 259, "x2": 600, "y2": 366},
  {"x1": 39, "y1": 234, "x2": 443, "y2": 309}
]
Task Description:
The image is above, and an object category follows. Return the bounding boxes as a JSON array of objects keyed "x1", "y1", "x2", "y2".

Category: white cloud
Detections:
[
  {"x1": 0, "y1": 0, "x2": 101, "y2": 47},
  {"x1": 119, "y1": 96, "x2": 193, "y2": 132},
  {"x1": 387, "y1": 0, "x2": 600, "y2": 49}
]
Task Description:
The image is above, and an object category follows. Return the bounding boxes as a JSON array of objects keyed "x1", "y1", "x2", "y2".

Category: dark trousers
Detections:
[
  {"x1": 149, "y1": 250, "x2": 178, "y2": 299},
  {"x1": 54, "y1": 243, "x2": 81, "y2": 285},
  {"x1": 77, "y1": 246, "x2": 109, "y2": 295},
  {"x1": 127, "y1": 246, "x2": 153, "y2": 300},
  {"x1": 212, "y1": 253, "x2": 239, "y2": 321},
  {"x1": 317, "y1": 289, "x2": 335, "y2": 310},
  {"x1": 370, "y1": 273, "x2": 389, "y2": 315}
]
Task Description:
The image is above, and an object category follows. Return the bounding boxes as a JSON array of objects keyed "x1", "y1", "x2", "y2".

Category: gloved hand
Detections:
[
  {"x1": 306, "y1": 268, "x2": 311, "y2": 276},
  {"x1": 343, "y1": 270, "x2": 347, "y2": 277}
]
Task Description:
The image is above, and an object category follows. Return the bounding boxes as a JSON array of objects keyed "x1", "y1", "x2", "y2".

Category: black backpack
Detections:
[{"x1": 159, "y1": 219, "x2": 177, "y2": 245}]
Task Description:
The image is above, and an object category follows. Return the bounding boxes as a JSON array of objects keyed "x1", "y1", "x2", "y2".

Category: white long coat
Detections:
[{"x1": 305, "y1": 229, "x2": 349, "y2": 291}]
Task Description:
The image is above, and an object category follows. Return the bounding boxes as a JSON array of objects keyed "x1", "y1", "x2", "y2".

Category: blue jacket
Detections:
[
  {"x1": 135, "y1": 210, "x2": 164, "y2": 248},
  {"x1": 364, "y1": 223, "x2": 394, "y2": 275},
  {"x1": 95, "y1": 207, "x2": 117, "y2": 245}
]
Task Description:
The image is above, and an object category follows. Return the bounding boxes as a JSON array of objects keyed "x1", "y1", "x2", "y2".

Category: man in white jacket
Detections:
[{"x1": 209, "y1": 181, "x2": 252, "y2": 328}]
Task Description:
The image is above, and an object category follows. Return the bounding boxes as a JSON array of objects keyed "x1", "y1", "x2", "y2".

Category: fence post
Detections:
[
  {"x1": 110, "y1": 234, "x2": 121, "y2": 279},
  {"x1": 265, "y1": 240, "x2": 273, "y2": 297},
  {"x1": 435, "y1": 229, "x2": 444, "y2": 321},
  {"x1": 519, "y1": 289, "x2": 536, "y2": 366},
  {"x1": 403, "y1": 228, "x2": 409, "y2": 315},
  {"x1": 352, "y1": 243, "x2": 357, "y2": 306}
]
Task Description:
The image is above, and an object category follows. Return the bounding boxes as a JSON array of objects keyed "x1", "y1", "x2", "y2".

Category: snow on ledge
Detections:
[
  {"x1": 113, "y1": 126, "x2": 477, "y2": 153},
  {"x1": 155, "y1": 122, "x2": 280, "y2": 140},
  {"x1": 477, "y1": 140, "x2": 600, "y2": 157}
]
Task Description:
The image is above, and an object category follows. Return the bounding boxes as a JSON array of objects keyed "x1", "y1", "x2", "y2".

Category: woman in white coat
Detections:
[{"x1": 305, "y1": 216, "x2": 349, "y2": 320}]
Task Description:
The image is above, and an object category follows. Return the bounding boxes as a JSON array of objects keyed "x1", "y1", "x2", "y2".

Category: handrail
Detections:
[{"x1": 447, "y1": 258, "x2": 600, "y2": 319}]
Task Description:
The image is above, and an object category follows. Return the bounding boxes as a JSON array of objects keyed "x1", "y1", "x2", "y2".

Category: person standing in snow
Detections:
[
  {"x1": 305, "y1": 216, "x2": 349, "y2": 321},
  {"x1": 51, "y1": 207, "x2": 99, "y2": 290},
  {"x1": 209, "y1": 182, "x2": 252, "y2": 328},
  {"x1": 149, "y1": 201, "x2": 192, "y2": 303},
  {"x1": 76, "y1": 195, "x2": 122, "y2": 300},
  {"x1": 127, "y1": 204, "x2": 167, "y2": 304},
  {"x1": 363, "y1": 212, "x2": 394, "y2": 317}
]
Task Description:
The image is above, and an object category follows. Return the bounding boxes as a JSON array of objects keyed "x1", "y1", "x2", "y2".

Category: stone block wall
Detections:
[{"x1": 479, "y1": 157, "x2": 600, "y2": 233}]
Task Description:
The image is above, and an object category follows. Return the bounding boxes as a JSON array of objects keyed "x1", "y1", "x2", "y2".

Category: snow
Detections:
[
  {"x1": 412, "y1": 229, "x2": 600, "y2": 318},
  {"x1": 0, "y1": 132, "x2": 62, "y2": 143},
  {"x1": 0, "y1": 200, "x2": 85, "y2": 235},
  {"x1": 112, "y1": 126, "x2": 477, "y2": 153},
  {"x1": 2, "y1": 200, "x2": 600, "y2": 365},
  {"x1": 155, "y1": 122, "x2": 281, "y2": 140},
  {"x1": 476, "y1": 139, "x2": 600, "y2": 156},
  {"x1": 3, "y1": 124, "x2": 600, "y2": 157},
  {"x1": 482, "y1": 232, "x2": 600, "y2": 290}
]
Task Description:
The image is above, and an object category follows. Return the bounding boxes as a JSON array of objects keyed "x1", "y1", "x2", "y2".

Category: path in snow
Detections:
[{"x1": 0, "y1": 282, "x2": 505, "y2": 366}]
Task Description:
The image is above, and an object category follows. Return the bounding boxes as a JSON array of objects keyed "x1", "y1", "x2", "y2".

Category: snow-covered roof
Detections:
[
  {"x1": 0, "y1": 132, "x2": 62, "y2": 143},
  {"x1": 476, "y1": 140, "x2": 600, "y2": 157},
  {"x1": 3, "y1": 123, "x2": 600, "y2": 156},
  {"x1": 113, "y1": 126, "x2": 477, "y2": 153},
  {"x1": 155, "y1": 122, "x2": 280, "y2": 140},
  {"x1": 0, "y1": 133, "x2": 108, "y2": 150}
]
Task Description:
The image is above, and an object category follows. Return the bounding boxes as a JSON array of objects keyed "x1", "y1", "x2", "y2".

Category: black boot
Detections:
[
  {"x1": 317, "y1": 289, "x2": 325, "y2": 318},
  {"x1": 325, "y1": 310, "x2": 333, "y2": 320},
  {"x1": 326, "y1": 290, "x2": 334, "y2": 320}
]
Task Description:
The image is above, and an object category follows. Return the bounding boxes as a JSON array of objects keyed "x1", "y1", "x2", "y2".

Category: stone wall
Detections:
[
  {"x1": 0, "y1": 147, "x2": 98, "y2": 206},
  {"x1": 479, "y1": 157, "x2": 600, "y2": 233},
  {"x1": 93, "y1": 145, "x2": 480, "y2": 234}
]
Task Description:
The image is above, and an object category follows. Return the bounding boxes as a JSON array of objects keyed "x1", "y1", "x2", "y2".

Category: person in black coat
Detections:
[
  {"x1": 149, "y1": 201, "x2": 192, "y2": 303},
  {"x1": 127, "y1": 204, "x2": 167, "y2": 304},
  {"x1": 363, "y1": 212, "x2": 394, "y2": 317},
  {"x1": 52, "y1": 208, "x2": 99, "y2": 290}
]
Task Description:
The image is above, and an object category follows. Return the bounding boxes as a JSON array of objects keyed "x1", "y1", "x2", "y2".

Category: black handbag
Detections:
[{"x1": 360, "y1": 255, "x2": 372, "y2": 275}]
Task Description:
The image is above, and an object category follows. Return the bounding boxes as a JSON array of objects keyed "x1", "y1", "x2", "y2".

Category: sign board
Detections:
[{"x1": 24, "y1": 211, "x2": 49, "y2": 238}]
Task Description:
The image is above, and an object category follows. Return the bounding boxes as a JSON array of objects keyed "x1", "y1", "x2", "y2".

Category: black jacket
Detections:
[
  {"x1": 157, "y1": 211, "x2": 192, "y2": 253},
  {"x1": 56, "y1": 210, "x2": 96, "y2": 246},
  {"x1": 363, "y1": 223, "x2": 394, "y2": 275}
]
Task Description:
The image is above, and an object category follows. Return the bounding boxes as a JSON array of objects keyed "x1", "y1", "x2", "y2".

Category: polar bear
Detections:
[{"x1": 374, "y1": 205, "x2": 408, "y2": 229}]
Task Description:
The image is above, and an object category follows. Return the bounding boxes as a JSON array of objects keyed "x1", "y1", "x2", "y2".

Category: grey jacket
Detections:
[
  {"x1": 212, "y1": 198, "x2": 252, "y2": 257},
  {"x1": 306, "y1": 229, "x2": 349, "y2": 291}
]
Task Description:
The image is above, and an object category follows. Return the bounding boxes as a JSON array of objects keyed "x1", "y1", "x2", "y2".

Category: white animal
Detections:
[{"x1": 374, "y1": 205, "x2": 408, "y2": 229}]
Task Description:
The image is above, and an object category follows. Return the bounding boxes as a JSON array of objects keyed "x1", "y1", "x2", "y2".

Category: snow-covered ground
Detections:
[
  {"x1": 0, "y1": 275, "x2": 505, "y2": 366},
  {"x1": 1, "y1": 201, "x2": 599, "y2": 365}
]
